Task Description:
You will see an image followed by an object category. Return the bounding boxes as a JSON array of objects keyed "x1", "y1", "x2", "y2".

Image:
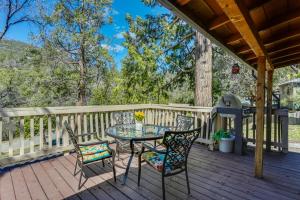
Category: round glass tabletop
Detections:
[{"x1": 105, "y1": 124, "x2": 171, "y2": 141}]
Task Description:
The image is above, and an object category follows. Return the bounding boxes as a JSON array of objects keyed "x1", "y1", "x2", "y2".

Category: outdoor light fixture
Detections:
[{"x1": 232, "y1": 63, "x2": 240, "y2": 74}]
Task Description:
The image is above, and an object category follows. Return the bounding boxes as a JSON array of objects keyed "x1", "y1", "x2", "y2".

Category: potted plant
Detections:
[
  {"x1": 134, "y1": 111, "x2": 145, "y2": 130},
  {"x1": 213, "y1": 129, "x2": 235, "y2": 153}
]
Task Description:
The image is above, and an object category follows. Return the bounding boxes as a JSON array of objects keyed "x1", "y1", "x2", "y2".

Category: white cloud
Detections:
[
  {"x1": 101, "y1": 44, "x2": 125, "y2": 53},
  {"x1": 114, "y1": 32, "x2": 125, "y2": 39},
  {"x1": 113, "y1": 44, "x2": 125, "y2": 52}
]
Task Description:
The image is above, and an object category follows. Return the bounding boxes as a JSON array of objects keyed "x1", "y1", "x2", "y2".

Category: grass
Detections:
[
  {"x1": 289, "y1": 125, "x2": 300, "y2": 142},
  {"x1": 243, "y1": 122, "x2": 300, "y2": 142}
]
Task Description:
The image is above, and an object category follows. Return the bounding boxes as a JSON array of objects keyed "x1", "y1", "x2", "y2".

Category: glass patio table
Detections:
[{"x1": 105, "y1": 124, "x2": 170, "y2": 184}]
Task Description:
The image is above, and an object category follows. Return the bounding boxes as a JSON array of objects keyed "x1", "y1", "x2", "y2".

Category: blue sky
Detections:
[{"x1": 0, "y1": 0, "x2": 169, "y2": 68}]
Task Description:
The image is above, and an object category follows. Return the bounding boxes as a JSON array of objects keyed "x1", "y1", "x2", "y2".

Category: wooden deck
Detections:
[{"x1": 1, "y1": 143, "x2": 300, "y2": 200}]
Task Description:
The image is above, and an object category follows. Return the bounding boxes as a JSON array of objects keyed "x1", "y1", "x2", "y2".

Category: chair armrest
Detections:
[
  {"x1": 76, "y1": 132, "x2": 98, "y2": 137},
  {"x1": 142, "y1": 142, "x2": 166, "y2": 154},
  {"x1": 78, "y1": 140, "x2": 109, "y2": 146}
]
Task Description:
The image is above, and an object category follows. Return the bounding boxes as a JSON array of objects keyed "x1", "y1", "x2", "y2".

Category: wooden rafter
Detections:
[
  {"x1": 216, "y1": 0, "x2": 273, "y2": 70},
  {"x1": 274, "y1": 59, "x2": 300, "y2": 68},
  {"x1": 176, "y1": 0, "x2": 191, "y2": 6},
  {"x1": 248, "y1": 0, "x2": 272, "y2": 11},
  {"x1": 258, "y1": 9, "x2": 300, "y2": 33},
  {"x1": 264, "y1": 27, "x2": 300, "y2": 46},
  {"x1": 208, "y1": 14, "x2": 230, "y2": 30},
  {"x1": 237, "y1": 46, "x2": 252, "y2": 54},
  {"x1": 268, "y1": 40, "x2": 300, "y2": 55},
  {"x1": 273, "y1": 56, "x2": 300, "y2": 66},
  {"x1": 226, "y1": 34, "x2": 243, "y2": 44},
  {"x1": 245, "y1": 54, "x2": 257, "y2": 61},
  {"x1": 271, "y1": 47, "x2": 300, "y2": 61}
]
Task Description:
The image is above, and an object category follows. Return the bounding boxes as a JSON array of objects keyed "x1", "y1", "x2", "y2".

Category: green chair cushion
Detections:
[
  {"x1": 83, "y1": 151, "x2": 111, "y2": 164},
  {"x1": 142, "y1": 150, "x2": 185, "y2": 173},
  {"x1": 80, "y1": 143, "x2": 109, "y2": 155}
]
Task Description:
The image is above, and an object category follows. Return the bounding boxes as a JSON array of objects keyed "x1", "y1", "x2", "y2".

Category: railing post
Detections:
[
  {"x1": 279, "y1": 109, "x2": 289, "y2": 153},
  {"x1": 0, "y1": 117, "x2": 2, "y2": 156},
  {"x1": 39, "y1": 117, "x2": 44, "y2": 151},
  {"x1": 20, "y1": 117, "x2": 25, "y2": 156},
  {"x1": 30, "y1": 118, "x2": 35, "y2": 153},
  {"x1": 266, "y1": 70, "x2": 273, "y2": 152},
  {"x1": 8, "y1": 118, "x2": 14, "y2": 157},
  {"x1": 48, "y1": 116, "x2": 52, "y2": 148}
]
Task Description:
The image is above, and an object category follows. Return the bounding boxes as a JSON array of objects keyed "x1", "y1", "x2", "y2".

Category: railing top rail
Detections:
[{"x1": 0, "y1": 104, "x2": 213, "y2": 117}]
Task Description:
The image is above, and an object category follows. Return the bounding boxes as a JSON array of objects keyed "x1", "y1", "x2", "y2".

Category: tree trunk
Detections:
[
  {"x1": 77, "y1": 45, "x2": 87, "y2": 106},
  {"x1": 194, "y1": 31, "x2": 212, "y2": 107}
]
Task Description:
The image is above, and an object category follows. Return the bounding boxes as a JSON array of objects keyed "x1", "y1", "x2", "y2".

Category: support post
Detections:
[
  {"x1": 266, "y1": 70, "x2": 273, "y2": 152},
  {"x1": 255, "y1": 56, "x2": 266, "y2": 178}
]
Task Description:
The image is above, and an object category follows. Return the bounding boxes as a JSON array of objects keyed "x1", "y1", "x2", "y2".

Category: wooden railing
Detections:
[
  {"x1": 0, "y1": 104, "x2": 213, "y2": 166},
  {"x1": 242, "y1": 108, "x2": 289, "y2": 152},
  {"x1": 213, "y1": 107, "x2": 289, "y2": 153}
]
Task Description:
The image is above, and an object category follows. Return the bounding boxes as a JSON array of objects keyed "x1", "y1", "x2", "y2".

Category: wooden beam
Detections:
[
  {"x1": 274, "y1": 59, "x2": 300, "y2": 68},
  {"x1": 248, "y1": 0, "x2": 271, "y2": 11},
  {"x1": 216, "y1": 0, "x2": 273, "y2": 70},
  {"x1": 176, "y1": 0, "x2": 191, "y2": 6},
  {"x1": 270, "y1": 46, "x2": 300, "y2": 59},
  {"x1": 255, "y1": 56, "x2": 266, "y2": 178},
  {"x1": 245, "y1": 54, "x2": 257, "y2": 61},
  {"x1": 226, "y1": 34, "x2": 243, "y2": 44},
  {"x1": 266, "y1": 69, "x2": 273, "y2": 152},
  {"x1": 272, "y1": 52, "x2": 300, "y2": 62},
  {"x1": 208, "y1": 14, "x2": 230, "y2": 30},
  {"x1": 258, "y1": 9, "x2": 300, "y2": 33},
  {"x1": 237, "y1": 46, "x2": 252, "y2": 54},
  {"x1": 273, "y1": 55, "x2": 300, "y2": 66},
  {"x1": 268, "y1": 40, "x2": 300, "y2": 55},
  {"x1": 264, "y1": 27, "x2": 300, "y2": 46}
]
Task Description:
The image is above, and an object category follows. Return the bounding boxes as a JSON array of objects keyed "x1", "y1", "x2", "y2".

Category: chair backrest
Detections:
[
  {"x1": 113, "y1": 112, "x2": 134, "y2": 125},
  {"x1": 162, "y1": 126, "x2": 203, "y2": 174},
  {"x1": 175, "y1": 115, "x2": 194, "y2": 131},
  {"x1": 64, "y1": 121, "x2": 81, "y2": 156}
]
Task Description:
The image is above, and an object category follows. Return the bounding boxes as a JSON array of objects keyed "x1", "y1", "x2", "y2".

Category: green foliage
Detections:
[
  {"x1": 212, "y1": 129, "x2": 231, "y2": 142},
  {"x1": 39, "y1": 0, "x2": 114, "y2": 105},
  {"x1": 120, "y1": 14, "x2": 167, "y2": 104}
]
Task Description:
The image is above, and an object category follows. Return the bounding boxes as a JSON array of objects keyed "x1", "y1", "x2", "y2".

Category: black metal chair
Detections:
[
  {"x1": 113, "y1": 112, "x2": 137, "y2": 160},
  {"x1": 64, "y1": 121, "x2": 116, "y2": 189},
  {"x1": 153, "y1": 115, "x2": 194, "y2": 147},
  {"x1": 138, "y1": 126, "x2": 203, "y2": 200},
  {"x1": 175, "y1": 115, "x2": 194, "y2": 131}
]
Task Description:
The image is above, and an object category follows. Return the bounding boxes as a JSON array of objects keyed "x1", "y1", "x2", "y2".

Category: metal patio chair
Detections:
[
  {"x1": 113, "y1": 112, "x2": 137, "y2": 160},
  {"x1": 64, "y1": 121, "x2": 116, "y2": 189},
  {"x1": 175, "y1": 115, "x2": 194, "y2": 131},
  {"x1": 138, "y1": 126, "x2": 203, "y2": 200}
]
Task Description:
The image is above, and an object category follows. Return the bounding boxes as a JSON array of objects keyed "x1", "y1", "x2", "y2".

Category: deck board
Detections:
[
  {"x1": 1, "y1": 143, "x2": 300, "y2": 200},
  {"x1": 10, "y1": 168, "x2": 31, "y2": 200}
]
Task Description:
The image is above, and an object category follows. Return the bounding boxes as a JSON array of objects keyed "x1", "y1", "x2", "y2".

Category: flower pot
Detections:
[
  {"x1": 219, "y1": 135, "x2": 235, "y2": 153},
  {"x1": 135, "y1": 122, "x2": 143, "y2": 131}
]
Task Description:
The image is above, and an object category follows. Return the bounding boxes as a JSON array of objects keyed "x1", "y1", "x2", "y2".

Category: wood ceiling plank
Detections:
[
  {"x1": 248, "y1": 0, "x2": 272, "y2": 11},
  {"x1": 268, "y1": 40, "x2": 300, "y2": 55},
  {"x1": 176, "y1": 0, "x2": 191, "y2": 6},
  {"x1": 216, "y1": 0, "x2": 273, "y2": 70},
  {"x1": 245, "y1": 54, "x2": 257, "y2": 61},
  {"x1": 270, "y1": 47, "x2": 300, "y2": 60},
  {"x1": 236, "y1": 45, "x2": 252, "y2": 54},
  {"x1": 208, "y1": 14, "x2": 230, "y2": 30},
  {"x1": 273, "y1": 56, "x2": 300, "y2": 66},
  {"x1": 272, "y1": 52, "x2": 300, "y2": 62},
  {"x1": 274, "y1": 59, "x2": 300, "y2": 68},
  {"x1": 258, "y1": 9, "x2": 300, "y2": 33},
  {"x1": 264, "y1": 27, "x2": 300, "y2": 46},
  {"x1": 226, "y1": 34, "x2": 243, "y2": 44}
]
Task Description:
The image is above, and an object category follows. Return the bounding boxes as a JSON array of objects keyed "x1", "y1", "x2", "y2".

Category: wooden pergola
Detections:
[{"x1": 158, "y1": 0, "x2": 300, "y2": 178}]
